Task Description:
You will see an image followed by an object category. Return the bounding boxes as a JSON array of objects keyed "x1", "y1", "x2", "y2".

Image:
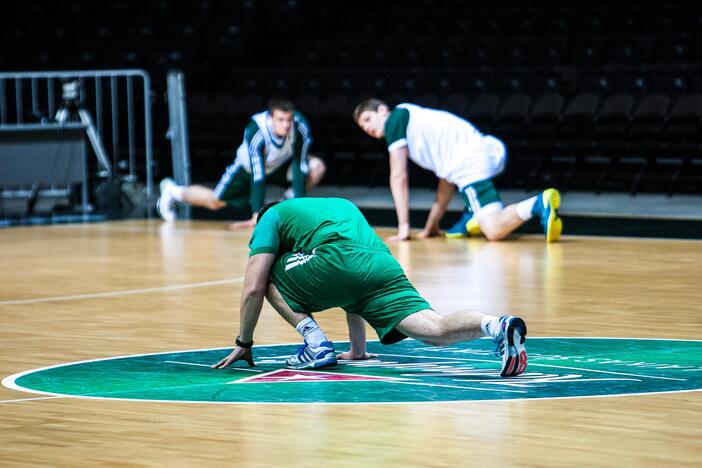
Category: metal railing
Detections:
[{"x1": 0, "y1": 69, "x2": 154, "y2": 211}]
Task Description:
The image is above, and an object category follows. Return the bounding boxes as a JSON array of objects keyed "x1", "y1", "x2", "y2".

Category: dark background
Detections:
[{"x1": 3, "y1": 0, "x2": 702, "y2": 196}]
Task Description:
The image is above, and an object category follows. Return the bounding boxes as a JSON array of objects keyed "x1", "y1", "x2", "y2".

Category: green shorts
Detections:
[
  {"x1": 213, "y1": 161, "x2": 292, "y2": 210},
  {"x1": 458, "y1": 179, "x2": 502, "y2": 215},
  {"x1": 270, "y1": 243, "x2": 431, "y2": 344}
]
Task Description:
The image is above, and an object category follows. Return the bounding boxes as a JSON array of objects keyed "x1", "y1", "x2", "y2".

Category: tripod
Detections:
[{"x1": 54, "y1": 80, "x2": 113, "y2": 177}]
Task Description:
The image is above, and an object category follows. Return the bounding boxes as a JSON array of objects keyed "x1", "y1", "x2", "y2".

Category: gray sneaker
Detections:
[
  {"x1": 494, "y1": 315, "x2": 528, "y2": 377},
  {"x1": 286, "y1": 341, "x2": 338, "y2": 369},
  {"x1": 157, "y1": 178, "x2": 176, "y2": 222}
]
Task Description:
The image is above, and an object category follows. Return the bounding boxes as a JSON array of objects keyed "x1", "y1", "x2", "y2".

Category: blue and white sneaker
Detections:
[
  {"x1": 532, "y1": 188, "x2": 562, "y2": 243},
  {"x1": 445, "y1": 211, "x2": 481, "y2": 238},
  {"x1": 286, "y1": 340, "x2": 338, "y2": 369},
  {"x1": 493, "y1": 315, "x2": 528, "y2": 377},
  {"x1": 157, "y1": 178, "x2": 177, "y2": 222}
]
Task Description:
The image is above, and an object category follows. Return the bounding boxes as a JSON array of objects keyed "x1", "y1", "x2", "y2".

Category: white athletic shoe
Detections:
[
  {"x1": 494, "y1": 315, "x2": 528, "y2": 377},
  {"x1": 157, "y1": 178, "x2": 177, "y2": 222},
  {"x1": 286, "y1": 340, "x2": 338, "y2": 369}
]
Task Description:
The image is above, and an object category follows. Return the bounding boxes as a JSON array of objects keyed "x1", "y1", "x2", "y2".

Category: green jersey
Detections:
[{"x1": 249, "y1": 197, "x2": 388, "y2": 257}]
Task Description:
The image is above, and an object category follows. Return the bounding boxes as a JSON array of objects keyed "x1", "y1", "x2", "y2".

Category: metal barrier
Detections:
[
  {"x1": 0, "y1": 69, "x2": 153, "y2": 214},
  {"x1": 166, "y1": 70, "x2": 192, "y2": 220}
]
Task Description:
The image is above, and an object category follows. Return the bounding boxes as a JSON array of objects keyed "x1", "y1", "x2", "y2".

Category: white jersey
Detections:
[
  {"x1": 235, "y1": 111, "x2": 311, "y2": 179},
  {"x1": 385, "y1": 103, "x2": 506, "y2": 188}
]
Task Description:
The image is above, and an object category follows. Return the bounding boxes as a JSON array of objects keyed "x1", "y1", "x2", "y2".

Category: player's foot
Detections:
[
  {"x1": 286, "y1": 341, "x2": 338, "y2": 369},
  {"x1": 493, "y1": 315, "x2": 527, "y2": 377},
  {"x1": 445, "y1": 211, "x2": 481, "y2": 238},
  {"x1": 532, "y1": 188, "x2": 562, "y2": 242},
  {"x1": 157, "y1": 178, "x2": 176, "y2": 222}
]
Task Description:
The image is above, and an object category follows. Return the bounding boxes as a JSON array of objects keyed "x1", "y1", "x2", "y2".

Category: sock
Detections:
[
  {"x1": 295, "y1": 317, "x2": 329, "y2": 348},
  {"x1": 516, "y1": 196, "x2": 538, "y2": 221},
  {"x1": 171, "y1": 185, "x2": 185, "y2": 202},
  {"x1": 283, "y1": 187, "x2": 294, "y2": 199},
  {"x1": 480, "y1": 315, "x2": 500, "y2": 338}
]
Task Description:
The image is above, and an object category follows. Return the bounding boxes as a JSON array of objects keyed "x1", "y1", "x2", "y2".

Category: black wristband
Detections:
[{"x1": 235, "y1": 336, "x2": 254, "y2": 349}]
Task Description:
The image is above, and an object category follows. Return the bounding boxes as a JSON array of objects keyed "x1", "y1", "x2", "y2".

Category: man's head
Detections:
[
  {"x1": 353, "y1": 98, "x2": 390, "y2": 139},
  {"x1": 268, "y1": 98, "x2": 295, "y2": 138},
  {"x1": 257, "y1": 201, "x2": 281, "y2": 224}
]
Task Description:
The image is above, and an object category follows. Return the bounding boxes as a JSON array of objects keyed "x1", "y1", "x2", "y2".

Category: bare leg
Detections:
[
  {"x1": 306, "y1": 156, "x2": 326, "y2": 190},
  {"x1": 395, "y1": 309, "x2": 486, "y2": 346},
  {"x1": 182, "y1": 185, "x2": 227, "y2": 211},
  {"x1": 477, "y1": 204, "x2": 525, "y2": 241},
  {"x1": 265, "y1": 282, "x2": 310, "y2": 327}
]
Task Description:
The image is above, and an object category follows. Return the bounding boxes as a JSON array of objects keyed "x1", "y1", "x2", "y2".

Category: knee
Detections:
[
  {"x1": 477, "y1": 217, "x2": 508, "y2": 241},
  {"x1": 308, "y1": 156, "x2": 326, "y2": 182},
  {"x1": 206, "y1": 199, "x2": 226, "y2": 211}
]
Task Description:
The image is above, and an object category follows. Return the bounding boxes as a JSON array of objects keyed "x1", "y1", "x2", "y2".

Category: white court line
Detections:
[
  {"x1": 164, "y1": 360, "x2": 262, "y2": 373},
  {"x1": 389, "y1": 379, "x2": 526, "y2": 393},
  {"x1": 0, "y1": 277, "x2": 244, "y2": 305},
  {"x1": 378, "y1": 353, "x2": 686, "y2": 381},
  {"x1": 0, "y1": 395, "x2": 66, "y2": 404}
]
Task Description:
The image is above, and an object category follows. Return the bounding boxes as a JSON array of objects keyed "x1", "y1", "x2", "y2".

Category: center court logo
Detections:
[{"x1": 3, "y1": 338, "x2": 702, "y2": 404}]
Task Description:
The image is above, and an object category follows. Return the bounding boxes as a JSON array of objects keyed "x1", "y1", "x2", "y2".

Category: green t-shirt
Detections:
[{"x1": 249, "y1": 197, "x2": 389, "y2": 257}]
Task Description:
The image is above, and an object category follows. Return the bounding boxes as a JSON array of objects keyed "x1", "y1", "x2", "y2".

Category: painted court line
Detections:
[
  {"x1": 164, "y1": 360, "x2": 262, "y2": 373},
  {"x1": 390, "y1": 379, "x2": 526, "y2": 394},
  {"x1": 0, "y1": 277, "x2": 244, "y2": 305},
  {"x1": 378, "y1": 353, "x2": 686, "y2": 381},
  {"x1": 0, "y1": 395, "x2": 66, "y2": 404}
]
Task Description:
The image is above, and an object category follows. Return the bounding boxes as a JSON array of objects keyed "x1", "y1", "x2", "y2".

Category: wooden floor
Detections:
[{"x1": 1, "y1": 220, "x2": 701, "y2": 467}]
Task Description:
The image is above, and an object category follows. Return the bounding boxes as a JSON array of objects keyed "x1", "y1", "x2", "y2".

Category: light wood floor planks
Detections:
[{"x1": 1, "y1": 220, "x2": 701, "y2": 466}]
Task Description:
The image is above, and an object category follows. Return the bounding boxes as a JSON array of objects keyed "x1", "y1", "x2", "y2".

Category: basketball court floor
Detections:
[{"x1": 1, "y1": 220, "x2": 701, "y2": 466}]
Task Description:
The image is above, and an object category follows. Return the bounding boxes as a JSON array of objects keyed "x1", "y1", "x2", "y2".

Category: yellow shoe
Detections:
[
  {"x1": 537, "y1": 188, "x2": 562, "y2": 243},
  {"x1": 466, "y1": 216, "x2": 481, "y2": 236},
  {"x1": 446, "y1": 211, "x2": 482, "y2": 238}
]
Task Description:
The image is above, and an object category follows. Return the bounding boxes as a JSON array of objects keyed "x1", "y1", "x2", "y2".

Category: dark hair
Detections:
[
  {"x1": 257, "y1": 201, "x2": 281, "y2": 222},
  {"x1": 353, "y1": 98, "x2": 387, "y2": 122},
  {"x1": 268, "y1": 97, "x2": 295, "y2": 113}
]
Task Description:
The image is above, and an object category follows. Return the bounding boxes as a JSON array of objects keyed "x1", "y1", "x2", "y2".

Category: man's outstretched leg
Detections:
[
  {"x1": 395, "y1": 309, "x2": 527, "y2": 377},
  {"x1": 265, "y1": 282, "x2": 338, "y2": 369},
  {"x1": 157, "y1": 178, "x2": 227, "y2": 221}
]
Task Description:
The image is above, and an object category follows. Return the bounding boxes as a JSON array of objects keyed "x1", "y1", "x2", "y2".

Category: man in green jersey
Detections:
[
  {"x1": 157, "y1": 98, "x2": 326, "y2": 229},
  {"x1": 354, "y1": 99, "x2": 562, "y2": 243},
  {"x1": 212, "y1": 197, "x2": 528, "y2": 378}
]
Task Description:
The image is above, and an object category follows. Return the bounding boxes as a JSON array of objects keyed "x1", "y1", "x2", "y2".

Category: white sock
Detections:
[
  {"x1": 171, "y1": 185, "x2": 185, "y2": 202},
  {"x1": 295, "y1": 316, "x2": 328, "y2": 348},
  {"x1": 283, "y1": 188, "x2": 294, "y2": 199},
  {"x1": 480, "y1": 315, "x2": 500, "y2": 338},
  {"x1": 516, "y1": 196, "x2": 537, "y2": 221}
]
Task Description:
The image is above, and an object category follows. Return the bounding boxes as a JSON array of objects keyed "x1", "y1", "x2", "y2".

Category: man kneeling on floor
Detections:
[{"x1": 212, "y1": 197, "x2": 527, "y2": 378}]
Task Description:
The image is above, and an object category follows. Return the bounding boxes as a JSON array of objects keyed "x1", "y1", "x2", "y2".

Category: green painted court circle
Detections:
[{"x1": 4, "y1": 338, "x2": 702, "y2": 404}]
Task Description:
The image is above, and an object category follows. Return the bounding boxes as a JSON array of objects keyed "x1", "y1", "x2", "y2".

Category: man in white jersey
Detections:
[
  {"x1": 354, "y1": 99, "x2": 562, "y2": 242},
  {"x1": 157, "y1": 98, "x2": 326, "y2": 229}
]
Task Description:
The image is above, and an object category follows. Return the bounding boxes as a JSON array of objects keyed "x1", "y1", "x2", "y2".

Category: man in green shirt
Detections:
[
  {"x1": 354, "y1": 99, "x2": 562, "y2": 243},
  {"x1": 157, "y1": 98, "x2": 326, "y2": 229},
  {"x1": 212, "y1": 197, "x2": 528, "y2": 378}
]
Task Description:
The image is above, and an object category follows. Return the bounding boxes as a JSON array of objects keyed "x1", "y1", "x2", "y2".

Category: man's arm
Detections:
[
  {"x1": 418, "y1": 178, "x2": 455, "y2": 238},
  {"x1": 291, "y1": 118, "x2": 311, "y2": 197},
  {"x1": 230, "y1": 125, "x2": 265, "y2": 230},
  {"x1": 337, "y1": 313, "x2": 377, "y2": 360},
  {"x1": 388, "y1": 146, "x2": 411, "y2": 241},
  {"x1": 212, "y1": 253, "x2": 276, "y2": 368}
]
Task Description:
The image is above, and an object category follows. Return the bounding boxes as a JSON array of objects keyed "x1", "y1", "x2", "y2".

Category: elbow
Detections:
[
  {"x1": 243, "y1": 283, "x2": 267, "y2": 298},
  {"x1": 390, "y1": 172, "x2": 407, "y2": 185}
]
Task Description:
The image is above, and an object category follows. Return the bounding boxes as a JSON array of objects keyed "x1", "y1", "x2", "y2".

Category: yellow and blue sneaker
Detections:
[
  {"x1": 532, "y1": 188, "x2": 562, "y2": 243},
  {"x1": 445, "y1": 211, "x2": 482, "y2": 238}
]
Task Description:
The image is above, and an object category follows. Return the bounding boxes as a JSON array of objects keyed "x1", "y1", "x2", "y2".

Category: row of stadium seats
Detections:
[{"x1": 185, "y1": 90, "x2": 702, "y2": 196}]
